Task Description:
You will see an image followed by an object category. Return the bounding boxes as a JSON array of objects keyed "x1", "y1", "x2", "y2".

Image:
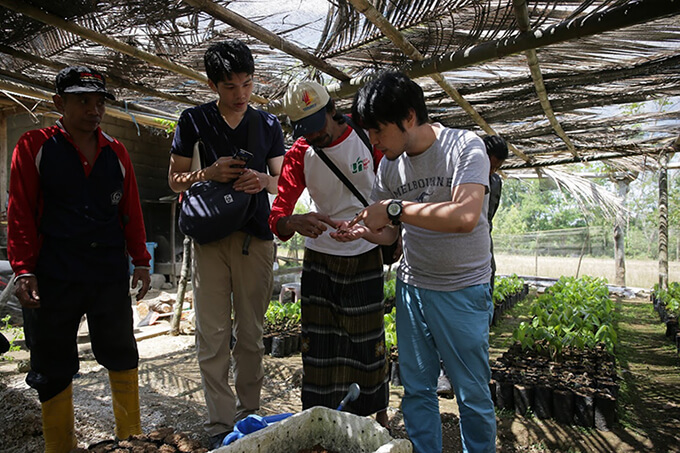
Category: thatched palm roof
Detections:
[{"x1": 0, "y1": 0, "x2": 678, "y2": 171}]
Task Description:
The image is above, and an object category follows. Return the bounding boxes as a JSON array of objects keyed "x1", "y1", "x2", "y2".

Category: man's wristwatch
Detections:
[{"x1": 386, "y1": 199, "x2": 403, "y2": 225}]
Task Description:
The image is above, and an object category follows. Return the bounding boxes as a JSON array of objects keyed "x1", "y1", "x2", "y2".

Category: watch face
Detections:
[{"x1": 388, "y1": 202, "x2": 401, "y2": 216}]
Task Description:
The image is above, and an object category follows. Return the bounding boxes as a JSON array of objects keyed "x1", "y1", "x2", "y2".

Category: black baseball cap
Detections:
[{"x1": 55, "y1": 65, "x2": 115, "y2": 100}]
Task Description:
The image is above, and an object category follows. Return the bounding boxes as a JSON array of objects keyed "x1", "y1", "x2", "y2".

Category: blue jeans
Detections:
[{"x1": 396, "y1": 280, "x2": 496, "y2": 453}]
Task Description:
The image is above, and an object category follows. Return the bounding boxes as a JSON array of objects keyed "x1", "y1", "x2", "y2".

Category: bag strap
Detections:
[
  {"x1": 313, "y1": 116, "x2": 375, "y2": 207},
  {"x1": 192, "y1": 107, "x2": 260, "y2": 171},
  {"x1": 313, "y1": 116, "x2": 373, "y2": 207},
  {"x1": 343, "y1": 115, "x2": 372, "y2": 152},
  {"x1": 314, "y1": 146, "x2": 369, "y2": 208},
  {"x1": 245, "y1": 106, "x2": 260, "y2": 159}
]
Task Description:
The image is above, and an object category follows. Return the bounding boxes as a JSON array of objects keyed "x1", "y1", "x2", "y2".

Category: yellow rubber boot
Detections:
[
  {"x1": 109, "y1": 368, "x2": 142, "y2": 439},
  {"x1": 41, "y1": 383, "x2": 77, "y2": 453}
]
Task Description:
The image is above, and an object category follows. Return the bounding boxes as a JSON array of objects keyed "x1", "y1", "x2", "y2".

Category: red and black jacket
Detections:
[{"x1": 7, "y1": 120, "x2": 150, "y2": 282}]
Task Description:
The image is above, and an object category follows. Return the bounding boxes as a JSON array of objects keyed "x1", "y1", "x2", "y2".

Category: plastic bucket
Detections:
[{"x1": 129, "y1": 241, "x2": 157, "y2": 274}]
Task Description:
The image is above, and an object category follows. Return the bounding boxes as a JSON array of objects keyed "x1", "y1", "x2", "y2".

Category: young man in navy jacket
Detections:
[{"x1": 168, "y1": 39, "x2": 284, "y2": 449}]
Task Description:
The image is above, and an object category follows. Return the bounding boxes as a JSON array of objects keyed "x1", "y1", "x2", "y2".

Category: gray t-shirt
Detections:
[{"x1": 372, "y1": 126, "x2": 492, "y2": 291}]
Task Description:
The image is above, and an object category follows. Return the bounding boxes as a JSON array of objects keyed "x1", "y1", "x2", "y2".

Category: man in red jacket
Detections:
[{"x1": 7, "y1": 65, "x2": 151, "y2": 452}]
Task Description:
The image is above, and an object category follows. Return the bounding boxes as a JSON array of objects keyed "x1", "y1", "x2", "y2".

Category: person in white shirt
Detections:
[{"x1": 268, "y1": 81, "x2": 394, "y2": 427}]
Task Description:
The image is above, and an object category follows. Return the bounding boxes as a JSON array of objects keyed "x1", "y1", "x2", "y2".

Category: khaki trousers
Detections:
[{"x1": 192, "y1": 231, "x2": 274, "y2": 436}]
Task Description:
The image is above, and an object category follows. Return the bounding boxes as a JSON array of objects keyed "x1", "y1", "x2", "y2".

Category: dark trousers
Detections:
[{"x1": 23, "y1": 276, "x2": 138, "y2": 402}]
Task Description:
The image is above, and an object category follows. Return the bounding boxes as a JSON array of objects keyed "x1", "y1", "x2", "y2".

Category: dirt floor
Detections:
[{"x1": 1, "y1": 292, "x2": 679, "y2": 452}]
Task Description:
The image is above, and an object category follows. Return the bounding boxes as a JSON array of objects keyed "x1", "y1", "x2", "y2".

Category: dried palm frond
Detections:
[
  {"x1": 536, "y1": 167, "x2": 626, "y2": 220},
  {"x1": 314, "y1": 0, "x2": 578, "y2": 59},
  {"x1": 316, "y1": 0, "x2": 482, "y2": 57},
  {"x1": 604, "y1": 155, "x2": 658, "y2": 174}
]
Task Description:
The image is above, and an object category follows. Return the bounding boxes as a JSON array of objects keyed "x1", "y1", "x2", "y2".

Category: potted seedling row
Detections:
[
  {"x1": 264, "y1": 300, "x2": 302, "y2": 357},
  {"x1": 491, "y1": 274, "x2": 529, "y2": 326},
  {"x1": 490, "y1": 276, "x2": 619, "y2": 431},
  {"x1": 651, "y1": 282, "x2": 680, "y2": 354}
]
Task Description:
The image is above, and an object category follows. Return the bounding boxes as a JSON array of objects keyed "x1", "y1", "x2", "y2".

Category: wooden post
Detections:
[
  {"x1": 534, "y1": 233, "x2": 539, "y2": 276},
  {"x1": 170, "y1": 236, "x2": 192, "y2": 336},
  {"x1": 659, "y1": 151, "x2": 669, "y2": 291},
  {"x1": 613, "y1": 178, "x2": 630, "y2": 286},
  {"x1": 575, "y1": 228, "x2": 590, "y2": 278}
]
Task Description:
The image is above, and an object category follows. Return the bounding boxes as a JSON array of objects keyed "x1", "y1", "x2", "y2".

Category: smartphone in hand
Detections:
[{"x1": 233, "y1": 149, "x2": 253, "y2": 167}]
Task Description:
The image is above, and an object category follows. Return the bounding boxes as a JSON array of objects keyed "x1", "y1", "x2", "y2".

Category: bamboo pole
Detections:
[
  {"x1": 181, "y1": 0, "x2": 350, "y2": 82},
  {"x1": 575, "y1": 227, "x2": 590, "y2": 278},
  {"x1": 0, "y1": 0, "x2": 268, "y2": 105},
  {"x1": 0, "y1": 0, "x2": 206, "y2": 82},
  {"x1": 0, "y1": 78, "x2": 177, "y2": 129},
  {"x1": 0, "y1": 71, "x2": 176, "y2": 120},
  {"x1": 0, "y1": 44, "x2": 199, "y2": 107},
  {"x1": 447, "y1": 54, "x2": 680, "y2": 101},
  {"x1": 502, "y1": 149, "x2": 655, "y2": 170},
  {"x1": 513, "y1": 0, "x2": 576, "y2": 157},
  {"x1": 347, "y1": 0, "x2": 531, "y2": 163}
]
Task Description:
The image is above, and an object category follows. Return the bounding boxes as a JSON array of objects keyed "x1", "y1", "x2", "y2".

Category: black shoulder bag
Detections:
[
  {"x1": 178, "y1": 109, "x2": 259, "y2": 245},
  {"x1": 313, "y1": 116, "x2": 400, "y2": 265}
]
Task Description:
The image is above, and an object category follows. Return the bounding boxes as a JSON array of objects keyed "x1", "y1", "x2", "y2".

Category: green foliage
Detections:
[
  {"x1": 384, "y1": 278, "x2": 396, "y2": 301},
  {"x1": 652, "y1": 282, "x2": 680, "y2": 317},
  {"x1": 492, "y1": 274, "x2": 525, "y2": 307},
  {"x1": 383, "y1": 279, "x2": 398, "y2": 357},
  {"x1": 493, "y1": 149, "x2": 680, "y2": 261},
  {"x1": 495, "y1": 179, "x2": 589, "y2": 235},
  {"x1": 1, "y1": 315, "x2": 23, "y2": 357},
  {"x1": 265, "y1": 300, "x2": 301, "y2": 333},
  {"x1": 384, "y1": 307, "x2": 397, "y2": 355},
  {"x1": 277, "y1": 198, "x2": 311, "y2": 259},
  {"x1": 155, "y1": 118, "x2": 177, "y2": 134},
  {"x1": 494, "y1": 407, "x2": 515, "y2": 419},
  {"x1": 512, "y1": 276, "x2": 617, "y2": 359}
]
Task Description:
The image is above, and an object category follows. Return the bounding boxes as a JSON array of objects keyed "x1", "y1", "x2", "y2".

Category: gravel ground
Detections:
[{"x1": 1, "y1": 326, "x2": 314, "y2": 452}]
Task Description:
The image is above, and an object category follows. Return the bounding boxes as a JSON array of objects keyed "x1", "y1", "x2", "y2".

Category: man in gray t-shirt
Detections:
[
  {"x1": 342, "y1": 72, "x2": 496, "y2": 453},
  {"x1": 372, "y1": 126, "x2": 492, "y2": 291}
]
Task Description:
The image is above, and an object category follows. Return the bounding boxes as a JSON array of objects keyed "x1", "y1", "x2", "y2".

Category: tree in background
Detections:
[
  {"x1": 495, "y1": 178, "x2": 589, "y2": 234},
  {"x1": 493, "y1": 162, "x2": 680, "y2": 261}
]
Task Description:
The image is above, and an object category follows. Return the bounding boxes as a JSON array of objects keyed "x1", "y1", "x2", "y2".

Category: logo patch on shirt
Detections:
[
  {"x1": 111, "y1": 190, "x2": 123, "y2": 205},
  {"x1": 351, "y1": 157, "x2": 371, "y2": 174},
  {"x1": 416, "y1": 190, "x2": 433, "y2": 202}
]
